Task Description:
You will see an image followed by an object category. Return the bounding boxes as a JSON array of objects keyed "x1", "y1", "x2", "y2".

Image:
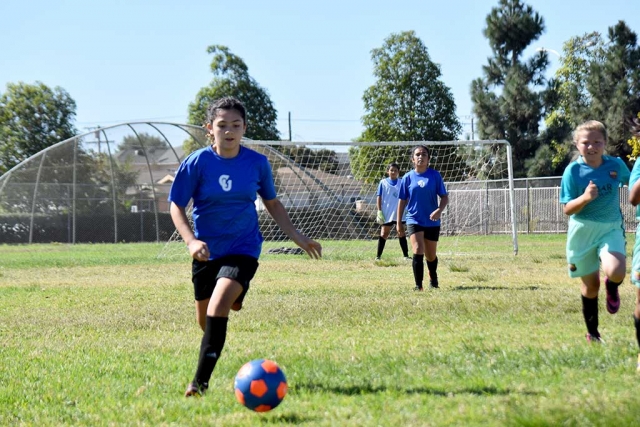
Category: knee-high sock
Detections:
[
  {"x1": 426, "y1": 256, "x2": 438, "y2": 282},
  {"x1": 399, "y1": 237, "x2": 409, "y2": 257},
  {"x1": 194, "y1": 316, "x2": 228, "y2": 386},
  {"x1": 412, "y1": 254, "x2": 424, "y2": 288},
  {"x1": 634, "y1": 316, "x2": 640, "y2": 350},
  {"x1": 376, "y1": 237, "x2": 386, "y2": 258},
  {"x1": 581, "y1": 296, "x2": 599, "y2": 336}
]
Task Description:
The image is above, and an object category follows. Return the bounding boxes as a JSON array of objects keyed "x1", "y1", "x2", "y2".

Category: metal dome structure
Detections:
[{"x1": 0, "y1": 122, "x2": 208, "y2": 244}]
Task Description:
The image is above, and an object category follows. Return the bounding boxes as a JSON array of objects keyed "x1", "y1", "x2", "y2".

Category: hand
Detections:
[
  {"x1": 376, "y1": 210, "x2": 386, "y2": 224},
  {"x1": 583, "y1": 180, "x2": 598, "y2": 201},
  {"x1": 292, "y1": 232, "x2": 322, "y2": 259},
  {"x1": 429, "y1": 208, "x2": 443, "y2": 221},
  {"x1": 188, "y1": 239, "x2": 209, "y2": 261}
]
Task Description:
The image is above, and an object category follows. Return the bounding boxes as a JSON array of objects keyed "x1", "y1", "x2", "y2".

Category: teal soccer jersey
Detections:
[
  {"x1": 629, "y1": 159, "x2": 640, "y2": 287},
  {"x1": 560, "y1": 155, "x2": 630, "y2": 222},
  {"x1": 168, "y1": 145, "x2": 277, "y2": 260}
]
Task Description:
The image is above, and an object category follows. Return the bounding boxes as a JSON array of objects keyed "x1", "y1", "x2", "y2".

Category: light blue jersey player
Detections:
[
  {"x1": 560, "y1": 120, "x2": 630, "y2": 344},
  {"x1": 627, "y1": 118, "x2": 640, "y2": 371},
  {"x1": 169, "y1": 97, "x2": 321, "y2": 397},
  {"x1": 375, "y1": 163, "x2": 409, "y2": 260}
]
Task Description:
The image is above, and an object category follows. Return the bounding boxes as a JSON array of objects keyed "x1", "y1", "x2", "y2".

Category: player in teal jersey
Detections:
[
  {"x1": 375, "y1": 163, "x2": 409, "y2": 260},
  {"x1": 169, "y1": 97, "x2": 322, "y2": 396},
  {"x1": 560, "y1": 120, "x2": 630, "y2": 343},
  {"x1": 397, "y1": 146, "x2": 448, "y2": 291},
  {"x1": 626, "y1": 116, "x2": 640, "y2": 370}
]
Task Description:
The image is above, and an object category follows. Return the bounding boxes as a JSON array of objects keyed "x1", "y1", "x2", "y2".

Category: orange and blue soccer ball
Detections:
[{"x1": 234, "y1": 359, "x2": 288, "y2": 412}]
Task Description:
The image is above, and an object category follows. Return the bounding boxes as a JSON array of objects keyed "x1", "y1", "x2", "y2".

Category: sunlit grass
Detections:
[{"x1": 2, "y1": 236, "x2": 640, "y2": 426}]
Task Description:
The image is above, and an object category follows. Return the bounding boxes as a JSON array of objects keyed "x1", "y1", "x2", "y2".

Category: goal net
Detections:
[{"x1": 158, "y1": 140, "x2": 517, "y2": 261}]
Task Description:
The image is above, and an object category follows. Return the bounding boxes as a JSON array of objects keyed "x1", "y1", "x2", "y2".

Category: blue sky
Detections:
[{"x1": 1, "y1": 0, "x2": 639, "y2": 142}]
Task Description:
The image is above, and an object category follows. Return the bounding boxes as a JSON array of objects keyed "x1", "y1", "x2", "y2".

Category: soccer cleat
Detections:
[
  {"x1": 429, "y1": 279, "x2": 439, "y2": 289},
  {"x1": 413, "y1": 286, "x2": 424, "y2": 291},
  {"x1": 185, "y1": 381, "x2": 208, "y2": 397},
  {"x1": 605, "y1": 278, "x2": 620, "y2": 314},
  {"x1": 404, "y1": 256, "x2": 412, "y2": 261},
  {"x1": 375, "y1": 257, "x2": 380, "y2": 261},
  {"x1": 585, "y1": 333, "x2": 604, "y2": 344}
]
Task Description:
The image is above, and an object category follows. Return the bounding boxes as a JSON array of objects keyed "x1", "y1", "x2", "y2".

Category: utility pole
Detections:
[{"x1": 288, "y1": 112, "x2": 292, "y2": 141}]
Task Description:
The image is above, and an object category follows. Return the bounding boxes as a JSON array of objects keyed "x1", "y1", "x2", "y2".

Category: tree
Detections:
[
  {"x1": 471, "y1": 0, "x2": 551, "y2": 178},
  {"x1": 351, "y1": 31, "x2": 462, "y2": 184},
  {"x1": 0, "y1": 82, "x2": 77, "y2": 175},
  {"x1": 119, "y1": 132, "x2": 170, "y2": 151},
  {"x1": 543, "y1": 23, "x2": 640, "y2": 170},
  {"x1": 588, "y1": 21, "x2": 640, "y2": 161},
  {"x1": 187, "y1": 45, "x2": 280, "y2": 146}
]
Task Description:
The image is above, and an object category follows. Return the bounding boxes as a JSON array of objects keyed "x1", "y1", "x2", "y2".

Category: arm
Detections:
[
  {"x1": 170, "y1": 202, "x2": 209, "y2": 261},
  {"x1": 631, "y1": 180, "x2": 640, "y2": 206},
  {"x1": 396, "y1": 198, "x2": 407, "y2": 234},
  {"x1": 376, "y1": 195, "x2": 385, "y2": 224},
  {"x1": 262, "y1": 198, "x2": 322, "y2": 259},
  {"x1": 430, "y1": 194, "x2": 449, "y2": 221},
  {"x1": 563, "y1": 180, "x2": 598, "y2": 215}
]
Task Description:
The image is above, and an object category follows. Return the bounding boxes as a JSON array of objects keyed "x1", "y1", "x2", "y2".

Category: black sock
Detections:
[
  {"x1": 376, "y1": 237, "x2": 386, "y2": 258},
  {"x1": 634, "y1": 316, "x2": 640, "y2": 350},
  {"x1": 605, "y1": 278, "x2": 622, "y2": 292},
  {"x1": 194, "y1": 316, "x2": 228, "y2": 386},
  {"x1": 412, "y1": 254, "x2": 424, "y2": 288},
  {"x1": 399, "y1": 237, "x2": 409, "y2": 257},
  {"x1": 581, "y1": 295, "x2": 599, "y2": 337},
  {"x1": 427, "y1": 257, "x2": 438, "y2": 283}
]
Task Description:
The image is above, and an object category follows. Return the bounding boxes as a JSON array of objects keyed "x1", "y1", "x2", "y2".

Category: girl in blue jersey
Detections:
[
  {"x1": 375, "y1": 163, "x2": 409, "y2": 260},
  {"x1": 560, "y1": 120, "x2": 630, "y2": 343},
  {"x1": 397, "y1": 146, "x2": 449, "y2": 291},
  {"x1": 627, "y1": 117, "x2": 640, "y2": 370},
  {"x1": 169, "y1": 97, "x2": 322, "y2": 397}
]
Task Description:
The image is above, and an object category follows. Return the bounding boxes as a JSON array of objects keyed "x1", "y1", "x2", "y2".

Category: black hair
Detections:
[
  {"x1": 387, "y1": 162, "x2": 400, "y2": 171},
  {"x1": 412, "y1": 145, "x2": 430, "y2": 158},
  {"x1": 206, "y1": 97, "x2": 247, "y2": 124}
]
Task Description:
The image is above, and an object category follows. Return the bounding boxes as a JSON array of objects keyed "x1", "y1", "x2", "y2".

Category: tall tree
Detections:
[
  {"x1": 471, "y1": 0, "x2": 550, "y2": 177},
  {"x1": 543, "y1": 23, "x2": 640, "y2": 171},
  {"x1": 0, "y1": 82, "x2": 77, "y2": 175},
  {"x1": 588, "y1": 21, "x2": 640, "y2": 161},
  {"x1": 187, "y1": 45, "x2": 279, "y2": 149},
  {"x1": 351, "y1": 31, "x2": 462, "y2": 184}
]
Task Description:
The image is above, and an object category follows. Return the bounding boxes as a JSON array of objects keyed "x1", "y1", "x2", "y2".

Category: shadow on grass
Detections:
[
  {"x1": 294, "y1": 382, "x2": 540, "y2": 397},
  {"x1": 259, "y1": 412, "x2": 316, "y2": 424},
  {"x1": 452, "y1": 285, "x2": 540, "y2": 291}
]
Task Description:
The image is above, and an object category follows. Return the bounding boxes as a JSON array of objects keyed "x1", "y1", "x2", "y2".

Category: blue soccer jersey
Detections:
[
  {"x1": 376, "y1": 178, "x2": 406, "y2": 222},
  {"x1": 168, "y1": 145, "x2": 277, "y2": 260},
  {"x1": 630, "y1": 159, "x2": 640, "y2": 220},
  {"x1": 398, "y1": 168, "x2": 448, "y2": 227},
  {"x1": 560, "y1": 155, "x2": 630, "y2": 222}
]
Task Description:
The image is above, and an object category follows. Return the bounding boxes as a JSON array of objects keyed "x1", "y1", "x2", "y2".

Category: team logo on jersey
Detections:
[
  {"x1": 609, "y1": 170, "x2": 618, "y2": 179},
  {"x1": 218, "y1": 175, "x2": 232, "y2": 191},
  {"x1": 417, "y1": 180, "x2": 426, "y2": 188}
]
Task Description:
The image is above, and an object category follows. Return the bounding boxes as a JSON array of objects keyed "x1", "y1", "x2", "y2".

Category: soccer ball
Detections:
[{"x1": 234, "y1": 359, "x2": 288, "y2": 412}]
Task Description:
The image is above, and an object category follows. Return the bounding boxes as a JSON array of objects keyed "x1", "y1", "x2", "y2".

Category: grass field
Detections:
[{"x1": 2, "y1": 235, "x2": 640, "y2": 426}]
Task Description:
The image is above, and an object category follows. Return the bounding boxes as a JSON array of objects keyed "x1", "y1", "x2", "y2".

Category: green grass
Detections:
[{"x1": 2, "y1": 235, "x2": 640, "y2": 426}]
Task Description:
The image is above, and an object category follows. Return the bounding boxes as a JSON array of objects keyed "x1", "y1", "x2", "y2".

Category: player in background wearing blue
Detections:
[
  {"x1": 560, "y1": 120, "x2": 630, "y2": 343},
  {"x1": 626, "y1": 117, "x2": 640, "y2": 370},
  {"x1": 397, "y1": 146, "x2": 448, "y2": 291},
  {"x1": 169, "y1": 97, "x2": 322, "y2": 397},
  {"x1": 375, "y1": 163, "x2": 410, "y2": 260}
]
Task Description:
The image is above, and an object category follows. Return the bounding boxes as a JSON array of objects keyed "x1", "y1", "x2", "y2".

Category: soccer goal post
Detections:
[{"x1": 158, "y1": 140, "x2": 518, "y2": 260}]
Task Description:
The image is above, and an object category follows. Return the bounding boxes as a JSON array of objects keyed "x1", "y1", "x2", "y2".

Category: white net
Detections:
[{"x1": 158, "y1": 140, "x2": 517, "y2": 260}]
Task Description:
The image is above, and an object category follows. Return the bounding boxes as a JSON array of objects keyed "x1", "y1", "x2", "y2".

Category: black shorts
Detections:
[
  {"x1": 382, "y1": 221, "x2": 406, "y2": 227},
  {"x1": 192, "y1": 255, "x2": 259, "y2": 303},
  {"x1": 406, "y1": 224, "x2": 441, "y2": 241}
]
